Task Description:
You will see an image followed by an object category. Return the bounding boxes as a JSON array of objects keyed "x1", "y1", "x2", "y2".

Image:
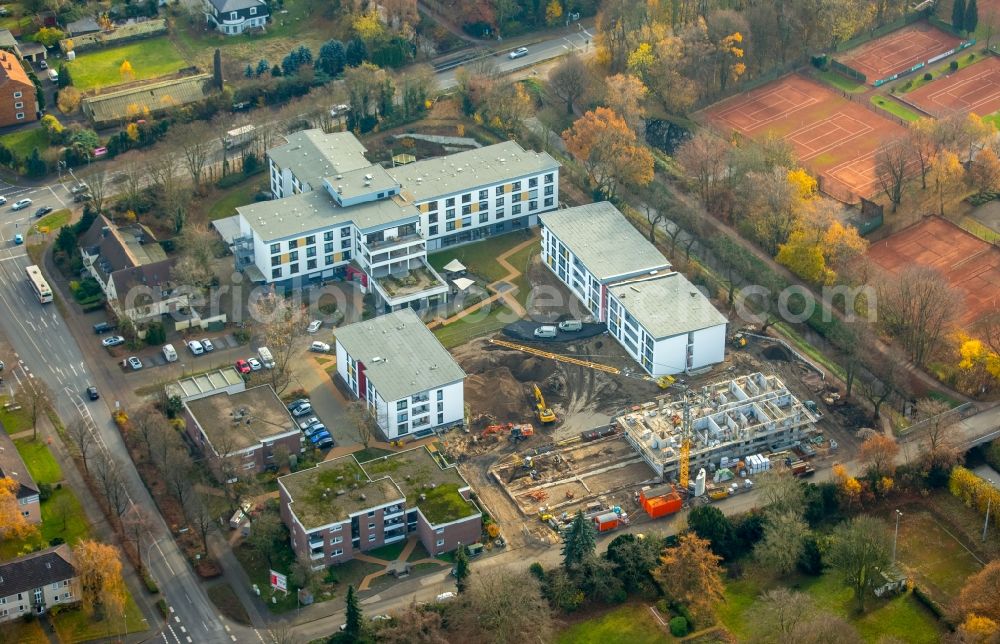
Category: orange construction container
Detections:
[{"x1": 640, "y1": 485, "x2": 683, "y2": 519}]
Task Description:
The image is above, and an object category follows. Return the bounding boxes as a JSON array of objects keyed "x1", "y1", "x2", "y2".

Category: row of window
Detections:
[
  {"x1": 270, "y1": 240, "x2": 351, "y2": 266},
  {"x1": 270, "y1": 251, "x2": 352, "y2": 279},
  {"x1": 269, "y1": 227, "x2": 351, "y2": 255},
  {"x1": 425, "y1": 174, "x2": 554, "y2": 213}
]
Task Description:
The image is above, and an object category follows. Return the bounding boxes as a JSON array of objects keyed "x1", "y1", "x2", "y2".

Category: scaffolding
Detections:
[
  {"x1": 233, "y1": 234, "x2": 255, "y2": 273},
  {"x1": 617, "y1": 372, "x2": 819, "y2": 480}
]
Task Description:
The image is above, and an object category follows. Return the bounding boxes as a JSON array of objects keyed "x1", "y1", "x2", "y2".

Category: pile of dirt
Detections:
[{"x1": 464, "y1": 366, "x2": 528, "y2": 422}]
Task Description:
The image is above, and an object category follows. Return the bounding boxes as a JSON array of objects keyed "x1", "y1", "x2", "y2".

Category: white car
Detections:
[
  {"x1": 0, "y1": 196, "x2": 6, "y2": 205},
  {"x1": 187, "y1": 340, "x2": 204, "y2": 355},
  {"x1": 102, "y1": 335, "x2": 125, "y2": 347},
  {"x1": 247, "y1": 357, "x2": 263, "y2": 371},
  {"x1": 201, "y1": 338, "x2": 214, "y2": 352},
  {"x1": 436, "y1": 592, "x2": 456, "y2": 602},
  {"x1": 298, "y1": 416, "x2": 320, "y2": 430},
  {"x1": 127, "y1": 356, "x2": 142, "y2": 370},
  {"x1": 310, "y1": 341, "x2": 331, "y2": 353},
  {"x1": 11, "y1": 198, "x2": 32, "y2": 211},
  {"x1": 307, "y1": 320, "x2": 322, "y2": 334},
  {"x1": 508, "y1": 47, "x2": 529, "y2": 59}
]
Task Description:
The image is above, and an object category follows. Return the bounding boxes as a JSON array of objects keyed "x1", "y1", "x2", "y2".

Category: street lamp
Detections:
[
  {"x1": 892, "y1": 509, "x2": 902, "y2": 563},
  {"x1": 984, "y1": 479, "x2": 994, "y2": 542}
]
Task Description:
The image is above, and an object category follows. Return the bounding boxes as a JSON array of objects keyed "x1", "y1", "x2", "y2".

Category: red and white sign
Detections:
[{"x1": 269, "y1": 570, "x2": 287, "y2": 592}]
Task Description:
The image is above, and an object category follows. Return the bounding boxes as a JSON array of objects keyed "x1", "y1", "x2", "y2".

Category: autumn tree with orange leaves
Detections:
[
  {"x1": 859, "y1": 434, "x2": 899, "y2": 480},
  {"x1": 0, "y1": 477, "x2": 39, "y2": 540},
  {"x1": 562, "y1": 107, "x2": 654, "y2": 200},
  {"x1": 73, "y1": 540, "x2": 127, "y2": 618},
  {"x1": 652, "y1": 533, "x2": 725, "y2": 625},
  {"x1": 953, "y1": 560, "x2": 1000, "y2": 624}
]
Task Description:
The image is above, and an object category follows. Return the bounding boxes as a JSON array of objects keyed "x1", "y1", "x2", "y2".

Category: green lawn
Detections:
[
  {"x1": 428, "y1": 231, "x2": 535, "y2": 284},
  {"x1": 66, "y1": 37, "x2": 188, "y2": 90},
  {"x1": 505, "y1": 241, "x2": 539, "y2": 306},
  {"x1": 0, "y1": 127, "x2": 50, "y2": 158},
  {"x1": 366, "y1": 541, "x2": 408, "y2": 561},
  {"x1": 5, "y1": 618, "x2": 48, "y2": 644},
  {"x1": 556, "y1": 604, "x2": 670, "y2": 644},
  {"x1": 960, "y1": 216, "x2": 1000, "y2": 243},
  {"x1": 817, "y1": 69, "x2": 867, "y2": 93},
  {"x1": 984, "y1": 110, "x2": 1000, "y2": 129},
  {"x1": 206, "y1": 180, "x2": 264, "y2": 221},
  {"x1": 52, "y1": 591, "x2": 147, "y2": 643},
  {"x1": 207, "y1": 583, "x2": 251, "y2": 625},
  {"x1": 871, "y1": 96, "x2": 922, "y2": 122},
  {"x1": 232, "y1": 519, "x2": 298, "y2": 612},
  {"x1": 894, "y1": 509, "x2": 983, "y2": 603},
  {"x1": 33, "y1": 208, "x2": 72, "y2": 234},
  {"x1": 332, "y1": 558, "x2": 384, "y2": 590},
  {"x1": 15, "y1": 437, "x2": 63, "y2": 484},
  {"x1": 720, "y1": 572, "x2": 943, "y2": 643},
  {"x1": 0, "y1": 486, "x2": 91, "y2": 560},
  {"x1": 433, "y1": 304, "x2": 514, "y2": 349},
  {"x1": 0, "y1": 397, "x2": 32, "y2": 434},
  {"x1": 896, "y1": 52, "x2": 982, "y2": 93}
]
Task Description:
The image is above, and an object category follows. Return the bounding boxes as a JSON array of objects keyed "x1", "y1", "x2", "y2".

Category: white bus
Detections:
[{"x1": 25, "y1": 265, "x2": 53, "y2": 304}]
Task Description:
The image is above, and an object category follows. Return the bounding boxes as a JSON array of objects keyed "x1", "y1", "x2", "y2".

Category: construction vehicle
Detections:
[
  {"x1": 730, "y1": 333, "x2": 747, "y2": 349},
  {"x1": 708, "y1": 488, "x2": 730, "y2": 501},
  {"x1": 639, "y1": 485, "x2": 683, "y2": 519},
  {"x1": 533, "y1": 384, "x2": 556, "y2": 424},
  {"x1": 509, "y1": 424, "x2": 534, "y2": 442},
  {"x1": 656, "y1": 375, "x2": 676, "y2": 389}
]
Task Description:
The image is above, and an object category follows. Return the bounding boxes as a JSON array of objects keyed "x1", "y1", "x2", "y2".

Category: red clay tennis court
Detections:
[
  {"x1": 906, "y1": 56, "x2": 1000, "y2": 117},
  {"x1": 699, "y1": 74, "x2": 906, "y2": 201},
  {"x1": 836, "y1": 23, "x2": 962, "y2": 85},
  {"x1": 868, "y1": 216, "x2": 1000, "y2": 326}
]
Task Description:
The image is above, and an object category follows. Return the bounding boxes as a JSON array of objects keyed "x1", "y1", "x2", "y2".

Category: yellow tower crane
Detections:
[{"x1": 678, "y1": 398, "x2": 692, "y2": 490}]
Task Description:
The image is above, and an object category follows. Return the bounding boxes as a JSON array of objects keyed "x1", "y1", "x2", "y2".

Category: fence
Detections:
[
  {"x1": 59, "y1": 19, "x2": 167, "y2": 53},
  {"x1": 695, "y1": 57, "x2": 806, "y2": 109},
  {"x1": 831, "y1": 59, "x2": 867, "y2": 82},
  {"x1": 897, "y1": 402, "x2": 979, "y2": 437},
  {"x1": 838, "y1": 86, "x2": 913, "y2": 127},
  {"x1": 833, "y1": 10, "x2": 928, "y2": 53},
  {"x1": 872, "y1": 39, "x2": 976, "y2": 86},
  {"x1": 928, "y1": 15, "x2": 966, "y2": 38}
]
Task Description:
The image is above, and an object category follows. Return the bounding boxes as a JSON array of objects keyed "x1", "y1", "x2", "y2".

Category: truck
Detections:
[
  {"x1": 593, "y1": 511, "x2": 626, "y2": 532},
  {"x1": 789, "y1": 460, "x2": 816, "y2": 478},
  {"x1": 257, "y1": 346, "x2": 275, "y2": 369},
  {"x1": 162, "y1": 344, "x2": 178, "y2": 362},
  {"x1": 224, "y1": 124, "x2": 256, "y2": 149},
  {"x1": 639, "y1": 485, "x2": 683, "y2": 519}
]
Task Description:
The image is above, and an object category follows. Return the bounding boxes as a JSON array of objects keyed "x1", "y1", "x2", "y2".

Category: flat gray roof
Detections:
[
  {"x1": 608, "y1": 273, "x2": 728, "y2": 339},
  {"x1": 268, "y1": 130, "x2": 370, "y2": 189},
  {"x1": 540, "y1": 202, "x2": 670, "y2": 282},
  {"x1": 330, "y1": 165, "x2": 399, "y2": 202},
  {"x1": 185, "y1": 385, "x2": 295, "y2": 452},
  {"x1": 389, "y1": 140, "x2": 559, "y2": 203},
  {"x1": 238, "y1": 190, "x2": 419, "y2": 242},
  {"x1": 335, "y1": 309, "x2": 465, "y2": 402}
]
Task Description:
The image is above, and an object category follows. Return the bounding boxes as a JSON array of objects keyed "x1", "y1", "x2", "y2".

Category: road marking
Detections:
[
  {"x1": 224, "y1": 624, "x2": 231, "y2": 632},
  {"x1": 255, "y1": 630, "x2": 267, "y2": 643},
  {"x1": 0, "y1": 254, "x2": 27, "y2": 262},
  {"x1": 69, "y1": 363, "x2": 78, "y2": 377},
  {"x1": 174, "y1": 615, "x2": 181, "y2": 622},
  {"x1": 186, "y1": 638, "x2": 192, "y2": 643},
  {"x1": 185, "y1": 591, "x2": 193, "y2": 604},
  {"x1": 231, "y1": 637, "x2": 237, "y2": 642},
  {"x1": 180, "y1": 625, "x2": 186, "y2": 633}
]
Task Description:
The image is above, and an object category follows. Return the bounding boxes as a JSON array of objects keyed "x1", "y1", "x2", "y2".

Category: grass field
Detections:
[
  {"x1": 817, "y1": 69, "x2": 867, "y2": 93},
  {"x1": 205, "y1": 180, "x2": 264, "y2": 221},
  {"x1": 720, "y1": 571, "x2": 943, "y2": 643},
  {"x1": 0, "y1": 486, "x2": 91, "y2": 560},
  {"x1": 66, "y1": 37, "x2": 188, "y2": 90},
  {"x1": 5, "y1": 618, "x2": 47, "y2": 644},
  {"x1": 0, "y1": 127, "x2": 50, "y2": 158},
  {"x1": 556, "y1": 604, "x2": 670, "y2": 644},
  {"x1": 984, "y1": 109, "x2": 1000, "y2": 129},
  {"x1": 0, "y1": 397, "x2": 31, "y2": 434},
  {"x1": 433, "y1": 304, "x2": 513, "y2": 349},
  {"x1": 52, "y1": 591, "x2": 147, "y2": 643},
  {"x1": 897, "y1": 52, "x2": 982, "y2": 94},
  {"x1": 871, "y1": 95, "x2": 922, "y2": 122},
  {"x1": 33, "y1": 208, "x2": 72, "y2": 234},
  {"x1": 428, "y1": 231, "x2": 536, "y2": 284},
  {"x1": 895, "y1": 509, "x2": 983, "y2": 603},
  {"x1": 960, "y1": 216, "x2": 1000, "y2": 243},
  {"x1": 15, "y1": 437, "x2": 62, "y2": 483}
]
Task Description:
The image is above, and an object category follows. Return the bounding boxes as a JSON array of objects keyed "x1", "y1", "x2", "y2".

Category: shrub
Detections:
[
  {"x1": 529, "y1": 562, "x2": 545, "y2": 580},
  {"x1": 49, "y1": 537, "x2": 65, "y2": 546},
  {"x1": 38, "y1": 483, "x2": 52, "y2": 501},
  {"x1": 156, "y1": 598, "x2": 168, "y2": 618},
  {"x1": 950, "y1": 60, "x2": 959, "y2": 71},
  {"x1": 143, "y1": 573, "x2": 160, "y2": 594},
  {"x1": 669, "y1": 616, "x2": 689, "y2": 637},
  {"x1": 923, "y1": 72, "x2": 933, "y2": 81}
]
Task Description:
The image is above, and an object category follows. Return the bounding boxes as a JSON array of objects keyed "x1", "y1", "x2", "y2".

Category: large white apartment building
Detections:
[
  {"x1": 229, "y1": 129, "x2": 559, "y2": 313},
  {"x1": 540, "y1": 202, "x2": 728, "y2": 377},
  {"x1": 334, "y1": 309, "x2": 466, "y2": 440}
]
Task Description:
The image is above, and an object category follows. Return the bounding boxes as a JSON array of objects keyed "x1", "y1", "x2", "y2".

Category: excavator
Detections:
[{"x1": 533, "y1": 384, "x2": 556, "y2": 424}]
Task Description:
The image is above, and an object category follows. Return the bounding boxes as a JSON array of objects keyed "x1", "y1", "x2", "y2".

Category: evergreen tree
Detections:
[
  {"x1": 454, "y1": 545, "x2": 470, "y2": 593},
  {"x1": 965, "y1": 0, "x2": 979, "y2": 34},
  {"x1": 295, "y1": 45, "x2": 312, "y2": 66},
  {"x1": 344, "y1": 584, "x2": 363, "y2": 638},
  {"x1": 561, "y1": 511, "x2": 596, "y2": 570},
  {"x1": 255, "y1": 59, "x2": 269, "y2": 77},
  {"x1": 271, "y1": 64, "x2": 282, "y2": 77},
  {"x1": 317, "y1": 39, "x2": 346, "y2": 76},
  {"x1": 953, "y1": 0, "x2": 967, "y2": 29},
  {"x1": 244, "y1": 64, "x2": 254, "y2": 78},
  {"x1": 345, "y1": 38, "x2": 368, "y2": 67}
]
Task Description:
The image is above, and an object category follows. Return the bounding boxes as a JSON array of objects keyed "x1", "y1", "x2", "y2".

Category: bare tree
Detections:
[
  {"x1": 548, "y1": 53, "x2": 588, "y2": 115},
  {"x1": 14, "y1": 377, "x2": 51, "y2": 441},
  {"x1": 119, "y1": 159, "x2": 146, "y2": 213},
  {"x1": 66, "y1": 418, "x2": 95, "y2": 473},
  {"x1": 163, "y1": 447, "x2": 193, "y2": 508},
  {"x1": 265, "y1": 623, "x2": 300, "y2": 644},
  {"x1": 93, "y1": 451, "x2": 131, "y2": 518},
  {"x1": 130, "y1": 405, "x2": 168, "y2": 463},
  {"x1": 172, "y1": 223, "x2": 220, "y2": 292},
  {"x1": 348, "y1": 400, "x2": 376, "y2": 449},
  {"x1": 177, "y1": 122, "x2": 215, "y2": 191},
  {"x1": 250, "y1": 293, "x2": 307, "y2": 394},
  {"x1": 754, "y1": 511, "x2": 809, "y2": 574},
  {"x1": 185, "y1": 498, "x2": 216, "y2": 553},
  {"x1": 122, "y1": 506, "x2": 151, "y2": 572},
  {"x1": 748, "y1": 588, "x2": 817, "y2": 643},
  {"x1": 874, "y1": 141, "x2": 910, "y2": 213},
  {"x1": 857, "y1": 357, "x2": 901, "y2": 422},
  {"x1": 877, "y1": 266, "x2": 959, "y2": 366},
  {"x1": 378, "y1": 600, "x2": 448, "y2": 644},
  {"x1": 83, "y1": 167, "x2": 110, "y2": 214},
  {"x1": 914, "y1": 398, "x2": 959, "y2": 468},
  {"x1": 757, "y1": 470, "x2": 805, "y2": 518},
  {"x1": 448, "y1": 569, "x2": 553, "y2": 644}
]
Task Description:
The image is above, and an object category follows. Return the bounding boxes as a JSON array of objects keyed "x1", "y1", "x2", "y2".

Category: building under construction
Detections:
[{"x1": 618, "y1": 372, "x2": 819, "y2": 481}]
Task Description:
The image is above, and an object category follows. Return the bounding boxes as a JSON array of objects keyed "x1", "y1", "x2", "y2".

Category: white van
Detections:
[
  {"x1": 533, "y1": 325, "x2": 557, "y2": 339},
  {"x1": 162, "y1": 344, "x2": 178, "y2": 362},
  {"x1": 558, "y1": 320, "x2": 582, "y2": 332},
  {"x1": 257, "y1": 346, "x2": 275, "y2": 369},
  {"x1": 47, "y1": 68, "x2": 58, "y2": 83}
]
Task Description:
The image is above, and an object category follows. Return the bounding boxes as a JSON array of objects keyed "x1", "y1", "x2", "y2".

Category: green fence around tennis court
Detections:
[{"x1": 830, "y1": 59, "x2": 866, "y2": 82}]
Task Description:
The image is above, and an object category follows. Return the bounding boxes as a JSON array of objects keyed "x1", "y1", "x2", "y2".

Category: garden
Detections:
[{"x1": 65, "y1": 37, "x2": 188, "y2": 90}]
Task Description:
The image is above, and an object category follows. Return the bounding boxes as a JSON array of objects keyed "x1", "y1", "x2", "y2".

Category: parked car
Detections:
[
  {"x1": 93, "y1": 321, "x2": 116, "y2": 334},
  {"x1": 558, "y1": 319, "x2": 582, "y2": 332},
  {"x1": 201, "y1": 338, "x2": 214, "y2": 352},
  {"x1": 127, "y1": 356, "x2": 142, "y2": 370},
  {"x1": 533, "y1": 325, "x2": 557, "y2": 338},
  {"x1": 307, "y1": 320, "x2": 322, "y2": 334},
  {"x1": 304, "y1": 424, "x2": 328, "y2": 439},
  {"x1": 11, "y1": 198, "x2": 32, "y2": 211},
  {"x1": 508, "y1": 47, "x2": 529, "y2": 59},
  {"x1": 86, "y1": 386, "x2": 99, "y2": 401},
  {"x1": 70, "y1": 183, "x2": 89, "y2": 194},
  {"x1": 310, "y1": 341, "x2": 331, "y2": 353},
  {"x1": 286, "y1": 398, "x2": 310, "y2": 412},
  {"x1": 235, "y1": 359, "x2": 251, "y2": 374},
  {"x1": 33, "y1": 206, "x2": 53, "y2": 218},
  {"x1": 102, "y1": 335, "x2": 125, "y2": 347},
  {"x1": 187, "y1": 340, "x2": 205, "y2": 355},
  {"x1": 73, "y1": 192, "x2": 92, "y2": 203},
  {"x1": 247, "y1": 357, "x2": 263, "y2": 371},
  {"x1": 0, "y1": 196, "x2": 6, "y2": 205},
  {"x1": 308, "y1": 429, "x2": 332, "y2": 444},
  {"x1": 13, "y1": 234, "x2": 22, "y2": 245},
  {"x1": 317, "y1": 437, "x2": 334, "y2": 450},
  {"x1": 298, "y1": 416, "x2": 320, "y2": 430},
  {"x1": 290, "y1": 402, "x2": 313, "y2": 417},
  {"x1": 38, "y1": 59, "x2": 47, "y2": 70}
]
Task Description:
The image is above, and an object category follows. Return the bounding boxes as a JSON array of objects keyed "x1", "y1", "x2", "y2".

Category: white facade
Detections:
[{"x1": 336, "y1": 341, "x2": 464, "y2": 440}]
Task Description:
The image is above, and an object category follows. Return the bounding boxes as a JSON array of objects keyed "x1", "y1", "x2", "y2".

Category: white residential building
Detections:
[
  {"x1": 540, "y1": 202, "x2": 728, "y2": 377},
  {"x1": 228, "y1": 130, "x2": 559, "y2": 313},
  {"x1": 334, "y1": 309, "x2": 466, "y2": 440}
]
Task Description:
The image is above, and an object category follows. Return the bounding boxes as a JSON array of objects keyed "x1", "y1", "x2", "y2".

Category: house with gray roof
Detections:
[
  {"x1": 65, "y1": 17, "x2": 100, "y2": 37},
  {"x1": 204, "y1": 0, "x2": 269, "y2": 35},
  {"x1": 540, "y1": 202, "x2": 727, "y2": 376},
  {"x1": 0, "y1": 430, "x2": 40, "y2": 525},
  {"x1": 0, "y1": 545, "x2": 80, "y2": 621},
  {"x1": 335, "y1": 308, "x2": 466, "y2": 440}
]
